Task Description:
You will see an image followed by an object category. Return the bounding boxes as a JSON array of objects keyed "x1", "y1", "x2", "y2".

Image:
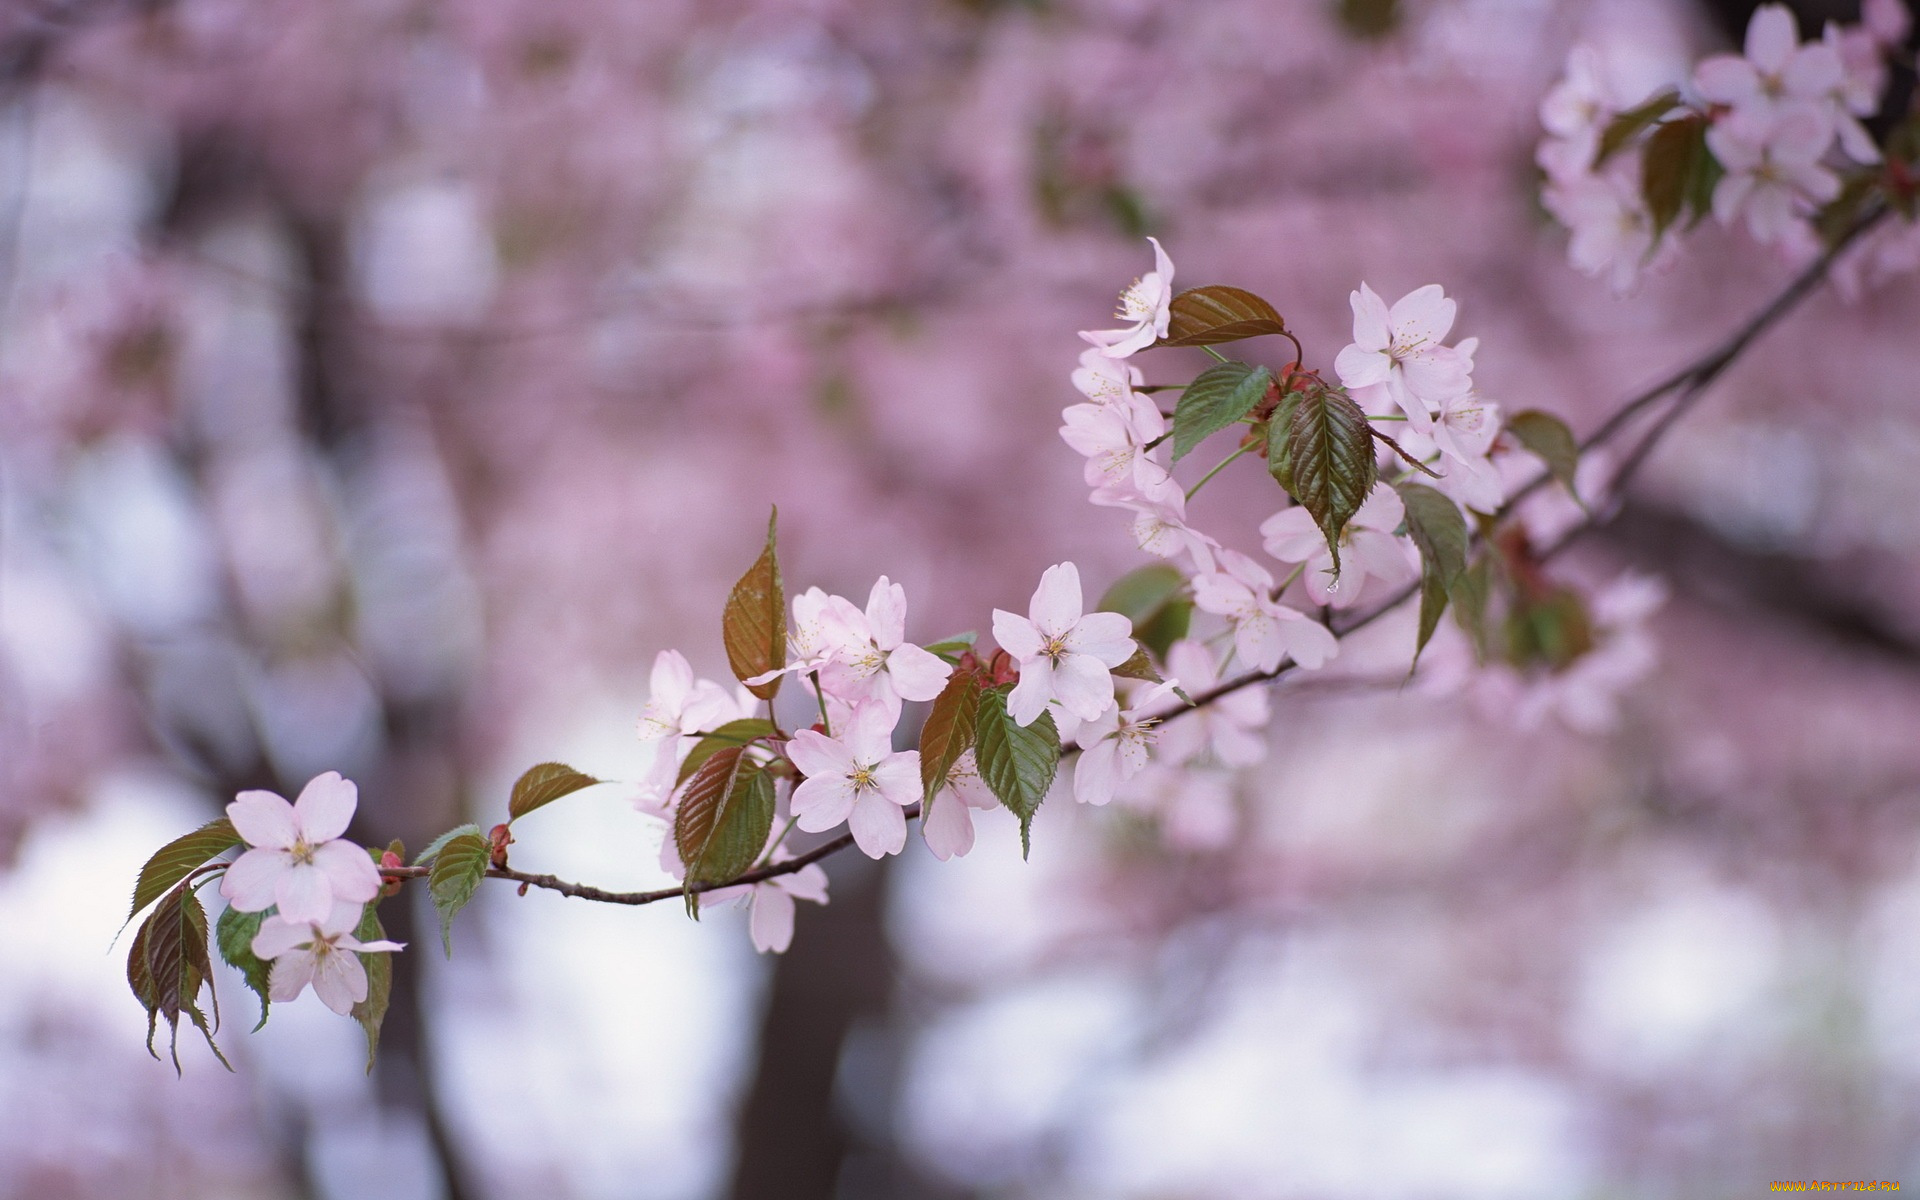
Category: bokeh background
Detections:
[{"x1": 4, "y1": 0, "x2": 1920, "y2": 1197}]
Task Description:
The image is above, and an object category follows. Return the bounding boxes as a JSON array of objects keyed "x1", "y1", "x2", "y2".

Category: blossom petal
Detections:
[
  {"x1": 885, "y1": 643, "x2": 953, "y2": 703},
  {"x1": 312, "y1": 838, "x2": 383, "y2": 905},
  {"x1": 266, "y1": 949, "x2": 316, "y2": 1003},
  {"x1": 1746, "y1": 4, "x2": 1797, "y2": 72},
  {"x1": 312, "y1": 947, "x2": 370, "y2": 1015},
  {"x1": 771, "y1": 863, "x2": 830, "y2": 903},
  {"x1": 1073, "y1": 741, "x2": 1120, "y2": 806},
  {"x1": 291, "y1": 772, "x2": 357, "y2": 842},
  {"x1": 1334, "y1": 344, "x2": 1390, "y2": 389},
  {"x1": 1006, "y1": 661, "x2": 1054, "y2": 726},
  {"x1": 786, "y1": 729, "x2": 855, "y2": 781},
  {"x1": 1029, "y1": 562, "x2": 1084, "y2": 638},
  {"x1": 922, "y1": 791, "x2": 977, "y2": 861},
  {"x1": 1388, "y1": 284, "x2": 1457, "y2": 347},
  {"x1": 221, "y1": 847, "x2": 288, "y2": 912},
  {"x1": 864, "y1": 577, "x2": 908, "y2": 649},
  {"x1": 792, "y1": 775, "x2": 856, "y2": 832},
  {"x1": 275, "y1": 863, "x2": 334, "y2": 926},
  {"x1": 870, "y1": 753, "x2": 923, "y2": 807},
  {"x1": 228, "y1": 791, "x2": 298, "y2": 851},
  {"x1": 847, "y1": 792, "x2": 907, "y2": 858},
  {"x1": 749, "y1": 886, "x2": 798, "y2": 953},
  {"x1": 1349, "y1": 283, "x2": 1390, "y2": 351},
  {"x1": 250, "y1": 915, "x2": 312, "y2": 961},
  {"x1": 1065, "y1": 611, "x2": 1135, "y2": 666},
  {"x1": 992, "y1": 609, "x2": 1045, "y2": 661},
  {"x1": 1053, "y1": 653, "x2": 1117, "y2": 721}
]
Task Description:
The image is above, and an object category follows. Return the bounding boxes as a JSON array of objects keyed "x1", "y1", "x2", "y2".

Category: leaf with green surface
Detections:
[
  {"x1": 922, "y1": 632, "x2": 977, "y2": 663},
  {"x1": 1173, "y1": 362, "x2": 1273, "y2": 461},
  {"x1": 1640, "y1": 114, "x2": 1713, "y2": 238},
  {"x1": 1097, "y1": 563, "x2": 1191, "y2": 660},
  {"x1": 1595, "y1": 89, "x2": 1682, "y2": 165},
  {"x1": 215, "y1": 905, "x2": 273, "y2": 1031},
  {"x1": 1158, "y1": 286, "x2": 1289, "y2": 347},
  {"x1": 1450, "y1": 555, "x2": 1495, "y2": 662},
  {"x1": 973, "y1": 686, "x2": 1060, "y2": 858},
  {"x1": 350, "y1": 904, "x2": 391, "y2": 1074},
  {"x1": 413, "y1": 823, "x2": 485, "y2": 866},
  {"x1": 428, "y1": 832, "x2": 490, "y2": 957},
  {"x1": 724, "y1": 508, "x2": 787, "y2": 700},
  {"x1": 1396, "y1": 483, "x2": 1469, "y2": 661},
  {"x1": 508, "y1": 762, "x2": 602, "y2": 822},
  {"x1": 1505, "y1": 586, "x2": 1595, "y2": 672},
  {"x1": 1275, "y1": 383, "x2": 1377, "y2": 578},
  {"x1": 128, "y1": 817, "x2": 240, "y2": 926},
  {"x1": 1505, "y1": 409, "x2": 1581, "y2": 497},
  {"x1": 674, "y1": 748, "x2": 777, "y2": 908},
  {"x1": 1110, "y1": 647, "x2": 1164, "y2": 683},
  {"x1": 677, "y1": 718, "x2": 780, "y2": 786},
  {"x1": 131, "y1": 883, "x2": 223, "y2": 1072},
  {"x1": 919, "y1": 671, "x2": 982, "y2": 808}
]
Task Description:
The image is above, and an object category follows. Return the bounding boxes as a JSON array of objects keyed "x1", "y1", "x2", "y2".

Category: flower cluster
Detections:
[{"x1": 1538, "y1": 0, "x2": 1912, "y2": 290}]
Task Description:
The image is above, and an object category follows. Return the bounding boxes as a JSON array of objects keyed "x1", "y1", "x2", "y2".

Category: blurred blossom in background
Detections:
[{"x1": 3, "y1": 0, "x2": 1920, "y2": 1197}]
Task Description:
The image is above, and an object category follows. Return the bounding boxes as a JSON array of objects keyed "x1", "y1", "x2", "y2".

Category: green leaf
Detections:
[
  {"x1": 1337, "y1": 0, "x2": 1400, "y2": 38},
  {"x1": 1450, "y1": 554, "x2": 1495, "y2": 663},
  {"x1": 922, "y1": 632, "x2": 977, "y2": 663},
  {"x1": 413, "y1": 823, "x2": 485, "y2": 866},
  {"x1": 1640, "y1": 114, "x2": 1712, "y2": 238},
  {"x1": 1110, "y1": 646, "x2": 1164, "y2": 683},
  {"x1": 1505, "y1": 409, "x2": 1581, "y2": 497},
  {"x1": 724, "y1": 508, "x2": 787, "y2": 701},
  {"x1": 1504, "y1": 585, "x2": 1595, "y2": 672},
  {"x1": 508, "y1": 762, "x2": 602, "y2": 822},
  {"x1": 1276, "y1": 382, "x2": 1377, "y2": 579},
  {"x1": 973, "y1": 686, "x2": 1060, "y2": 858},
  {"x1": 1265, "y1": 387, "x2": 1305, "y2": 493},
  {"x1": 1172, "y1": 362, "x2": 1273, "y2": 461},
  {"x1": 1097, "y1": 563, "x2": 1191, "y2": 660},
  {"x1": 676, "y1": 718, "x2": 779, "y2": 786},
  {"x1": 215, "y1": 905, "x2": 273, "y2": 1032},
  {"x1": 919, "y1": 670, "x2": 982, "y2": 807},
  {"x1": 1595, "y1": 88, "x2": 1682, "y2": 166},
  {"x1": 350, "y1": 903, "x2": 391, "y2": 1074},
  {"x1": 1396, "y1": 482, "x2": 1469, "y2": 662},
  {"x1": 131, "y1": 883, "x2": 223, "y2": 1073},
  {"x1": 128, "y1": 817, "x2": 241, "y2": 926},
  {"x1": 674, "y1": 747, "x2": 776, "y2": 910},
  {"x1": 1158, "y1": 286, "x2": 1289, "y2": 347},
  {"x1": 428, "y1": 831, "x2": 490, "y2": 957}
]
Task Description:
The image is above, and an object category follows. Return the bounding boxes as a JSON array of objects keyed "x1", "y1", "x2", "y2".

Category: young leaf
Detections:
[
  {"x1": 1338, "y1": 0, "x2": 1400, "y2": 38},
  {"x1": 1450, "y1": 554, "x2": 1495, "y2": 663},
  {"x1": 428, "y1": 831, "x2": 490, "y2": 957},
  {"x1": 134, "y1": 883, "x2": 223, "y2": 1072},
  {"x1": 1595, "y1": 88, "x2": 1682, "y2": 166},
  {"x1": 973, "y1": 685, "x2": 1060, "y2": 858},
  {"x1": 413, "y1": 823, "x2": 485, "y2": 866},
  {"x1": 676, "y1": 718, "x2": 780, "y2": 786},
  {"x1": 1396, "y1": 482, "x2": 1469, "y2": 661},
  {"x1": 215, "y1": 904, "x2": 273, "y2": 1031},
  {"x1": 1111, "y1": 647, "x2": 1165, "y2": 683},
  {"x1": 508, "y1": 762, "x2": 602, "y2": 822},
  {"x1": 1264, "y1": 387, "x2": 1305, "y2": 494},
  {"x1": 1505, "y1": 585, "x2": 1596, "y2": 671},
  {"x1": 1172, "y1": 362, "x2": 1273, "y2": 461},
  {"x1": 674, "y1": 747, "x2": 776, "y2": 907},
  {"x1": 350, "y1": 904, "x2": 392, "y2": 1074},
  {"x1": 1641, "y1": 114, "x2": 1712, "y2": 238},
  {"x1": 1280, "y1": 383, "x2": 1378, "y2": 577},
  {"x1": 1159, "y1": 286, "x2": 1289, "y2": 347},
  {"x1": 724, "y1": 508, "x2": 787, "y2": 700},
  {"x1": 128, "y1": 817, "x2": 241, "y2": 925},
  {"x1": 1505, "y1": 409, "x2": 1581, "y2": 496},
  {"x1": 920, "y1": 670, "x2": 982, "y2": 806},
  {"x1": 1097, "y1": 562, "x2": 1191, "y2": 660},
  {"x1": 922, "y1": 632, "x2": 978, "y2": 663}
]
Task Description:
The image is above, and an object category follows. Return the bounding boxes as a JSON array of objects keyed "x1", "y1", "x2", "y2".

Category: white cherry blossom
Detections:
[
  {"x1": 922, "y1": 749, "x2": 1000, "y2": 862},
  {"x1": 991, "y1": 561, "x2": 1136, "y2": 726},
  {"x1": 1333, "y1": 283, "x2": 1472, "y2": 431},
  {"x1": 816, "y1": 577, "x2": 953, "y2": 714},
  {"x1": 1073, "y1": 681, "x2": 1178, "y2": 806},
  {"x1": 787, "y1": 701, "x2": 921, "y2": 858},
  {"x1": 1070, "y1": 346, "x2": 1145, "y2": 406},
  {"x1": 699, "y1": 831, "x2": 829, "y2": 954},
  {"x1": 1190, "y1": 549, "x2": 1339, "y2": 673},
  {"x1": 220, "y1": 772, "x2": 383, "y2": 925},
  {"x1": 635, "y1": 650, "x2": 755, "y2": 814},
  {"x1": 1708, "y1": 107, "x2": 1841, "y2": 245},
  {"x1": 1060, "y1": 396, "x2": 1176, "y2": 500},
  {"x1": 250, "y1": 898, "x2": 405, "y2": 1016},
  {"x1": 1079, "y1": 237, "x2": 1175, "y2": 358},
  {"x1": 1693, "y1": 5, "x2": 1844, "y2": 123},
  {"x1": 1155, "y1": 638, "x2": 1269, "y2": 768}
]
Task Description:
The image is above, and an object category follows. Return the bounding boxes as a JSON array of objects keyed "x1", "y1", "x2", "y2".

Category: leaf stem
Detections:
[
  {"x1": 1202, "y1": 345, "x2": 1231, "y2": 363},
  {"x1": 808, "y1": 671, "x2": 832, "y2": 737}
]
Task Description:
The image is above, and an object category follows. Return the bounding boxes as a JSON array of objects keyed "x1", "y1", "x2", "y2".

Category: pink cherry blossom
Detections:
[
  {"x1": 1070, "y1": 347, "x2": 1145, "y2": 406},
  {"x1": 1190, "y1": 549, "x2": 1339, "y2": 673},
  {"x1": 1259, "y1": 483, "x2": 1417, "y2": 609},
  {"x1": 699, "y1": 831, "x2": 829, "y2": 954},
  {"x1": 922, "y1": 749, "x2": 1000, "y2": 862},
  {"x1": 1155, "y1": 638, "x2": 1269, "y2": 768},
  {"x1": 1693, "y1": 5, "x2": 1844, "y2": 122},
  {"x1": 1542, "y1": 170, "x2": 1667, "y2": 294},
  {"x1": 220, "y1": 772, "x2": 383, "y2": 925},
  {"x1": 1332, "y1": 283, "x2": 1472, "y2": 431},
  {"x1": 1079, "y1": 237, "x2": 1175, "y2": 358},
  {"x1": 635, "y1": 650, "x2": 756, "y2": 814},
  {"x1": 250, "y1": 898, "x2": 405, "y2": 1016},
  {"x1": 991, "y1": 562, "x2": 1136, "y2": 726},
  {"x1": 1072, "y1": 681, "x2": 1177, "y2": 806},
  {"x1": 786, "y1": 701, "x2": 921, "y2": 858},
  {"x1": 1707, "y1": 108, "x2": 1842, "y2": 245},
  {"x1": 1060, "y1": 396, "x2": 1175, "y2": 499},
  {"x1": 1090, "y1": 486, "x2": 1218, "y2": 574},
  {"x1": 816, "y1": 577, "x2": 953, "y2": 713}
]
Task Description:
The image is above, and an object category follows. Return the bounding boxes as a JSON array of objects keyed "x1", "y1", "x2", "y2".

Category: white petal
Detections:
[
  {"x1": 785, "y1": 730, "x2": 854, "y2": 781},
  {"x1": 313, "y1": 838, "x2": 383, "y2": 905},
  {"x1": 992, "y1": 610, "x2": 1045, "y2": 662},
  {"x1": 312, "y1": 948, "x2": 369, "y2": 1015},
  {"x1": 1065, "y1": 611, "x2": 1135, "y2": 666},
  {"x1": 885, "y1": 643, "x2": 953, "y2": 702},
  {"x1": 771, "y1": 863, "x2": 830, "y2": 904},
  {"x1": 266, "y1": 949, "x2": 316, "y2": 1002},
  {"x1": 749, "y1": 886, "x2": 798, "y2": 953},
  {"x1": 1052, "y1": 653, "x2": 1117, "y2": 722},
  {"x1": 922, "y1": 791, "x2": 976, "y2": 861},
  {"x1": 290, "y1": 773, "x2": 357, "y2": 842},
  {"x1": 1029, "y1": 563, "x2": 1084, "y2": 638},
  {"x1": 250, "y1": 915, "x2": 312, "y2": 961},
  {"x1": 1006, "y1": 662, "x2": 1054, "y2": 727},
  {"x1": 228, "y1": 791, "x2": 298, "y2": 851},
  {"x1": 792, "y1": 776, "x2": 856, "y2": 832},
  {"x1": 1073, "y1": 742, "x2": 1120, "y2": 806},
  {"x1": 865, "y1": 577, "x2": 908, "y2": 649},
  {"x1": 870, "y1": 753, "x2": 923, "y2": 807},
  {"x1": 276, "y1": 863, "x2": 334, "y2": 926},
  {"x1": 220, "y1": 847, "x2": 288, "y2": 912},
  {"x1": 848, "y1": 792, "x2": 908, "y2": 858},
  {"x1": 1349, "y1": 283, "x2": 1390, "y2": 351}
]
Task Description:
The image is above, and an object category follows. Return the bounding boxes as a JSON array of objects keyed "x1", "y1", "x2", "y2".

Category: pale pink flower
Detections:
[
  {"x1": 816, "y1": 577, "x2": 953, "y2": 713},
  {"x1": 1537, "y1": 45, "x2": 1617, "y2": 181},
  {"x1": 992, "y1": 562, "x2": 1136, "y2": 726},
  {"x1": 1708, "y1": 107, "x2": 1842, "y2": 244},
  {"x1": 250, "y1": 898, "x2": 405, "y2": 1016},
  {"x1": 1060, "y1": 396, "x2": 1175, "y2": 499},
  {"x1": 1822, "y1": 22, "x2": 1887, "y2": 161},
  {"x1": 1073, "y1": 682, "x2": 1177, "y2": 806},
  {"x1": 1079, "y1": 237, "x2": 1175, "y2": 358},
  {"x1": 1259, "y1": 483, "x2": 1417, "y2": 608},
  {"x1": 1428, "y1": 391, "x2": 1506, "y2": 513},
  {"x1": 1190, "y1": 549, "x2": 1339, "y2": 673},
  {"x1": 1092, "y1": 485, "x2": 1218, "y2": 574},
  {"x1": 1694, "y1": 5, "x2": 1844, "y2": 121},
  {"x1": 1333, "y1": 283, "x2": 1471, "y2": 431},
  {"x1": 1865, "y1": 0, "x2": 1912, "y2": 47},
  {"x1": 636, "y1": 650, "x2": 755, "y2": 814},
  {"x1": 744, "y1": 586, "x2": 856, "y2": 689},
  {"x1": 1155, "y1": 638, "x2": 1268, "y2": 768},
  {"x1": 787, "y1": 702, "x2": 921, "y2": 858},
  {"x1": 922, "y1": 749, "x2": 1000, "y2": 862},
  {"x1": 1542, "y1": 171, "x2": 1668, "y2": 294},
  {"x1": 221, "y1": 772, "x2": 382, "y2": 925},
  {"x1": 1070, "y1": 347, "x2": 1145, "y2": 405},
  {"x1": 699, "y1": 832, "x2": 829, "y2": 954}
]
